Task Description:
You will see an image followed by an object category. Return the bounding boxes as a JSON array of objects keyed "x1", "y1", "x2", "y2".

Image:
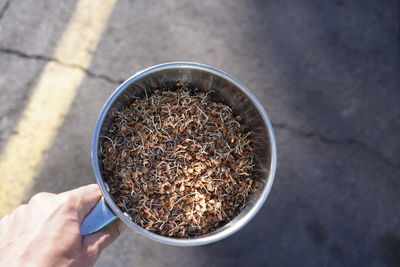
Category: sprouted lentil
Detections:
[{"x1": 101, "y1": 82, "x2": 259, "y2": 238}]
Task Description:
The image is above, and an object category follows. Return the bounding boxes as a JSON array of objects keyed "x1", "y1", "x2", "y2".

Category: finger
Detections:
[
  {"x1": 82, "y1": 219, "x2": 126, "y2": 254},
  {"x1": 60, "y1": 184, "x2": 102, "y2": 219}
]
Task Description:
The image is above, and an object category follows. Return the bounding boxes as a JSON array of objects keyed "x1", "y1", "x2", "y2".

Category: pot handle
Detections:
[{"x1": 80, "y1": 197, "x2": 118, "y2": 235}]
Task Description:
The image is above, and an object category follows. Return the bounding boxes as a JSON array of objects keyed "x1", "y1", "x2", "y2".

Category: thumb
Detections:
[
  {"x1": 60, "y1": 184, "x2": 102, "y2": 220},
  {"x1": 82, "y1": 219, "x2": 126, "y2": 257}
]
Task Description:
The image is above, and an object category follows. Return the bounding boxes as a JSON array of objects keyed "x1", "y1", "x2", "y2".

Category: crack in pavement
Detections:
[
  {"x1": 0, "y1": 0, "x2": 12, "y2": 21},
  {"x1": 272, "y1": 122, "x2": 400, "y2": 169},
  {"x1": 2, "y1": 47, "x2": 397, "y2": 169},
  {"x1": 0, "y1": 47, "x2": 124, "y2": 85}
]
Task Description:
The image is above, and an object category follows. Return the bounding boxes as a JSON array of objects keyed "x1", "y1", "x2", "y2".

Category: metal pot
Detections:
[{"x1": 80, "y1": 62, "x2": 277, "y2": 246}]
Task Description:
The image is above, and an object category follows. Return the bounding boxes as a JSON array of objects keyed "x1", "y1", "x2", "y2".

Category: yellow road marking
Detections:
[{"x1": 0, "y1": 0, "x2": 117, "y2": 217}]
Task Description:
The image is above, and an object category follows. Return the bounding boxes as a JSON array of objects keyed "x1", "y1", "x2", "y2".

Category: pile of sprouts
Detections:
[{"x1": 101, "y1": 82, "x2": 259, "y2": 237}]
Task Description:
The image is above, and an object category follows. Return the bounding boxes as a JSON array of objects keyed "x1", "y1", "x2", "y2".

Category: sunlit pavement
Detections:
[{"x1": 0, "y1": 0, "x2": 399, "y2": 266}]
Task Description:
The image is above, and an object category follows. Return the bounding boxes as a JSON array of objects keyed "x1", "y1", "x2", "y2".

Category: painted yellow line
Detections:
[{"x1": 0, "y1": 0, "x2": 117, "y2": 217}]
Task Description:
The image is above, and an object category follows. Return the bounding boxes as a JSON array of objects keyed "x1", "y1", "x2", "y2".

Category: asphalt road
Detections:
[{"x1": 1, "y1": 0, "x2": 399, "y2": 266}]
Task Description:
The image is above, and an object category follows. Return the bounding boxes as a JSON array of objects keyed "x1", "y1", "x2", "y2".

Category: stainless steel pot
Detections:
[{"x1": 80, "y1": 62, "x2": 277, "y2": 246}]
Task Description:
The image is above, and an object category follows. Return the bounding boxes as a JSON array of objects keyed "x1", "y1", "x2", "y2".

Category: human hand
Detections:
[{"x1": 0, "y1": 184, "x2": 125, "y2": 267}]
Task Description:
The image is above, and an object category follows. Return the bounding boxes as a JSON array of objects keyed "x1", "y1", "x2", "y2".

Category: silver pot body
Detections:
[{"x1": 89, "y1": 62, "x2": 277, "y2": 246}]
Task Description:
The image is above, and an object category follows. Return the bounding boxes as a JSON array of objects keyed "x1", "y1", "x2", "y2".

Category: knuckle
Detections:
[
  {"x1": 10, "y1": 204, "x2": 27, "y2": 221},
  {"x1": 29, "y1": 192, "x2": 53, "y2": 203},
  {"x1": 14, "y1": 204, "x2": 27, "y2": 213}
]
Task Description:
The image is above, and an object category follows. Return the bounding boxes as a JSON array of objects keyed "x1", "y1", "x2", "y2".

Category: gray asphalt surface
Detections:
[{"x1": 1, "y1": 0, "x2": 399, "y2": 266}]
